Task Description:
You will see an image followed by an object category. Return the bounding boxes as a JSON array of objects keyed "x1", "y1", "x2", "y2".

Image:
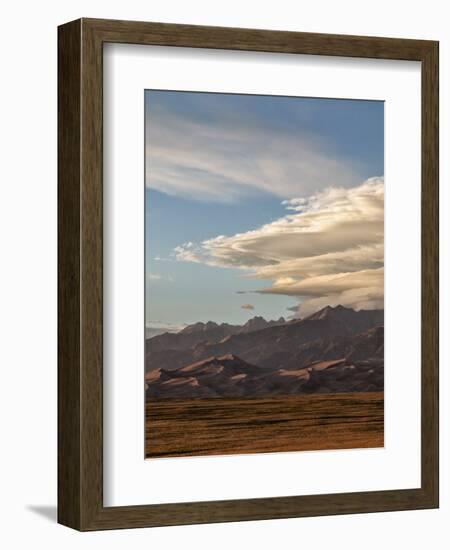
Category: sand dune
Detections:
[{"x1": 145, "y1": 305, "x2": 384, "y2": 400}]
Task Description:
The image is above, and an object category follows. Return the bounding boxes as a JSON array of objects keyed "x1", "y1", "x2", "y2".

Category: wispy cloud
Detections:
[
  {"x1": 174, "y1": 178, "x2": 384, "y2": 315},
  {"x1": 147, "y1": 272, "x2": 174, "y2": 282},
  {"x1": 147, "y1": 272, "x2": 162, "y2": 280},
  {"x1": 146, "y1": 321, "x2": 185, "y2": 332},
  {"x1": 146, "y1": 105, "x2": 365, "y2": 203}
]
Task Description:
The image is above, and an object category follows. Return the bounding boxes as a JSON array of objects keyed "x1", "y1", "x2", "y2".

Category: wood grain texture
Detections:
[
  {"x1": 57, "y1": 19, "x2": 82, "y2": 529},
  {"x1": 420, "y1": 40, "x2": 439, "y2": 504},
  {"x1": 57, "y1": 18, "x2": 439, "y2": 531}
]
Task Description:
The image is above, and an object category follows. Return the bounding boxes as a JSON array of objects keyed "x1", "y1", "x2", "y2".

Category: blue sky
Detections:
[{"x1": 145, "y1": 91, "x2": 384, "y2": 327}]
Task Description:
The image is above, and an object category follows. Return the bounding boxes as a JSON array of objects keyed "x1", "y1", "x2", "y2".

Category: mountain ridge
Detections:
[
  {"x1": 146, "y1": 328, "x2": 384, "y2": 399},
  {"x1": 146, "y1": 305, "x2": 383, "y2": 373},
  {"x1": 147, "y1": 315, "x2": 287, "y2": 354}
]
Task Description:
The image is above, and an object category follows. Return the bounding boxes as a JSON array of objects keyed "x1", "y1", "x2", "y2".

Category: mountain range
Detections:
[
  {"x1": 147, "y1": 316, "x2": 286, "y2": 353},
  {"x1": 145, "y1": 305, "x2": 384, "y2": 399}
]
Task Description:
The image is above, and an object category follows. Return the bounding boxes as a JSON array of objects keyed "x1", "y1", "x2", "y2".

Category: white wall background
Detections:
[{"x1": 0, "y1": 0, "x2": 447, "y2": 547}]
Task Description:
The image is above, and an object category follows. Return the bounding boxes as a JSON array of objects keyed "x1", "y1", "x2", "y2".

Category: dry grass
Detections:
[{"x1": 146, "y1": 392, "x2": 384, "y2": 458}]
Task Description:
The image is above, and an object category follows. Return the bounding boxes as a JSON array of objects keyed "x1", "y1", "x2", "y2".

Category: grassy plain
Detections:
[{"x1": 145, "y1": 392, "x2": 384, "y2": 458}]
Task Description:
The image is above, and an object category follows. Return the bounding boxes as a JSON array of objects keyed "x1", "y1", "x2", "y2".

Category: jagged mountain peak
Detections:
[
  {"x1": 239, "y1": 315, "x2": 286, "y2": 333},
  {"x1": 177, "y1": 316, "x2": 287, "y2": 337},
  {"x1": 180, "y1": 321, "x2": 219, "y2": 334},
  {"x1": 146, "y1": 305, "x2": 384, "y2": 377},
  {"x1": 304, "y1": 304, "x2": 384, "y2": 322},
  {"x1": 305, "y1": 304, "x2": 353, "y2": 320}
]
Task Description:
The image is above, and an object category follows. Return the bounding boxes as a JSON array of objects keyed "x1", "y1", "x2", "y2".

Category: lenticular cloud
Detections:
[{"x1": 174, "y1": 177, "x2": 384, "y2": 315}]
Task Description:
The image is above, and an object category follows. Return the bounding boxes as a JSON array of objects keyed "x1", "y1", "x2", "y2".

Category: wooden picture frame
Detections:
[{"x1": 58, "y1": 18, "x2": 439, "y2": 531}]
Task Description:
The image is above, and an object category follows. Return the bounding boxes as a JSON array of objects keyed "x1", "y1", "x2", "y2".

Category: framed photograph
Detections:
[{"x1": 58, "y1": 18, "x2": 439, "y2": 530}]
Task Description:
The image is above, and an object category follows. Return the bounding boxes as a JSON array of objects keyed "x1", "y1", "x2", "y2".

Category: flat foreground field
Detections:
[{"x1": 145, "y1": 392, "x2": 384, "y2": 458}]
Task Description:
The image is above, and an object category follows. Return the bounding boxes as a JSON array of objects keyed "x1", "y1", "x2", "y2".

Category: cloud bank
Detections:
[{"x1": 174, "y1": 178, "x2": 384, "y2": 316}]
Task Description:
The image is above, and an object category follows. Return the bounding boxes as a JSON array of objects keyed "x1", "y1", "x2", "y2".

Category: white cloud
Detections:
[
  {"x1": 263, "y1": 268, "x2": 384, "y2": 315},
  {"x1": 147, "y1": 272, "x2": 162, "y2": 280},
  {"x1": 146, "y1": 321, "x2": 185, "y2": 333},
  {"x1": 174, "y1": 178, "x2": 384, "y2": 315},
  {"x1": 147, "y1": 272, "x2": 174, "y2": 282},
  {"x1": 146, "y1": 108, "x2": 364, "y2": 202}
]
